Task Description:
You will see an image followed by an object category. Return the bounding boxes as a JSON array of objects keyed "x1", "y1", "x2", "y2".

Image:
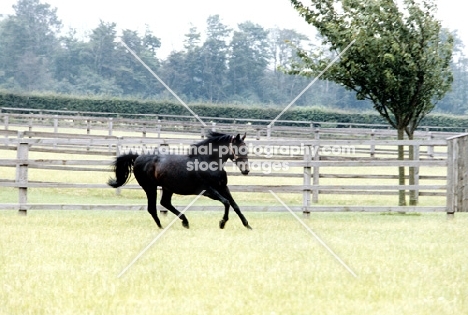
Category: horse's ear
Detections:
[
  {"x1": 241, "y1": 132, "x2": 246, "y2": 141},
  {"x1": 235, "y1": 134, "x2": 241, "y2": 141}
]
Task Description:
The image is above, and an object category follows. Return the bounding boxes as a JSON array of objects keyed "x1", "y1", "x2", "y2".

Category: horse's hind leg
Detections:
[
  {"x1": 160, "y1": 189, "x2": 189, "y2": 229},
  {"x1": 144, "y1": 186, "x2": 162, "y2": 229}
]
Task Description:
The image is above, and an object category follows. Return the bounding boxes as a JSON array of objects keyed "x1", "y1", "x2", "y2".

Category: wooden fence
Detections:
[
  {"x1": 2, "y1": 107, "x2": 465, "y2": 141},
  {"x1": 1, "y1": 127, "x2": 464, "y2": 216},
  {"x1": 446, "y1": 133, "x2": 468, "y2": 216}
]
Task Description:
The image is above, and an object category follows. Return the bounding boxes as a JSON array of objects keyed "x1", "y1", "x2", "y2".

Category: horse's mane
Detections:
[{"x1": 192, "y1": 131, "x2": 233, "y2": 147}]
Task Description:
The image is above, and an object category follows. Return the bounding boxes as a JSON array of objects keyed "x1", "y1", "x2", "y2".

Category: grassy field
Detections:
[
  {"x1": 1, "y1": 127, "x2": 461, "y2": 313},
  {"x1": 1, "y1": 210, "x2": 467, "y2": 314}
]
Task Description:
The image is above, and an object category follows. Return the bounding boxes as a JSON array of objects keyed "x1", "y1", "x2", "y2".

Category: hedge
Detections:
[{"x1": 0, "y1": 91, "x2": 466, "y2": 131}]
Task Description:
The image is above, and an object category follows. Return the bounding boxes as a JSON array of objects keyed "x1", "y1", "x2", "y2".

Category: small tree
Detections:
[
  {"x1": 289, "y1": 0, "x2": 453, "y2": 205},
  {"x1": 200, "y1": 15, "x2": 232, "y2": 102},
  {"x1": 0, "y1": 0, "x2": 62, "y2": 90},
  {"x1": 228, "y1": 22, "x2": 270, "y2": 99}
]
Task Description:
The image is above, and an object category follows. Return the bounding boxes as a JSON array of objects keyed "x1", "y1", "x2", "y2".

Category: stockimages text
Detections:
[{"x1": 118, "y1": 143, "x2": 355, "y2": 174}]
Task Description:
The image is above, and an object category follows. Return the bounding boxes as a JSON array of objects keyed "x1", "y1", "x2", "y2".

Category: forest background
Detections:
[{"x1": 0, "y1": 0, "x2": 467, "y2": 115}]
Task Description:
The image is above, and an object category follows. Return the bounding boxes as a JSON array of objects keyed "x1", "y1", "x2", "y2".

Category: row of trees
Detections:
[
  {"x1": 0, "y1": 0, "x2": 362, "y2": 108},
  {"x1": 0, "y1": 0, "x2": 467, "y2": 114}
]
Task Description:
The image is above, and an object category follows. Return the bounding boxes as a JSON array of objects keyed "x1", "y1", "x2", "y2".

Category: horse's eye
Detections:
[{"x1": 239, "y1": 146, "x2": 248, "y2": 155}]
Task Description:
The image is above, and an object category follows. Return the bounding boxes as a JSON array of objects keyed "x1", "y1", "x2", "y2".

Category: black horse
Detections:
[{"x1": 108, "y1": 132, "x2": 252, "y2": 230}]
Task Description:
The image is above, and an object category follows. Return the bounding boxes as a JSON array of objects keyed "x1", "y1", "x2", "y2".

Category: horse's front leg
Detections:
[
  {"x1": 220, "y1": 186, "x2": 251, "y2": 230},
  {"x1": 205, "y1": 186, "x2": 251, "y2": 230}
]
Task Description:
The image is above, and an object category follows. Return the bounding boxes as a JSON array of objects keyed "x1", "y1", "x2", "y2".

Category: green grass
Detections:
[
  {"x1": 1, "y1": 211, "x2": 467, "y2": 314},
  {"x1": 0, "y1": 130, "x2": 463, "y2": 314}
]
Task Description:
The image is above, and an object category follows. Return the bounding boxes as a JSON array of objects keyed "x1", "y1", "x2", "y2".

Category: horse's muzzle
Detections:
[{"x1": 241, "y1": 170, "x2": 249, "y2": 175}]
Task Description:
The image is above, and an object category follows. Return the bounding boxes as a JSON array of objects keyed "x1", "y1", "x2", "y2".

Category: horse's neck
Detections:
[
  {"x1": 190, "y1": 141, "x2": 231, "y2": 162},
  {"x1": 211, "y1": 142, "x2": 230, "y2": 163}
]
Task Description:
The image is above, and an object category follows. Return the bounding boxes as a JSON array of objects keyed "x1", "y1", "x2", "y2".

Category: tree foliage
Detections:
[
  {"x1": 0, "y1": 0, "x2": 61, "y2": 91},
  {"x1": 289, "y1": 0, "x2": 454, "y2": 137},
  {"x1": 228, "y1": 21, "x2": 270, "y2": 99},
  {"x1": 289, "y1": 0, "x2": 455, "y2": 206}
]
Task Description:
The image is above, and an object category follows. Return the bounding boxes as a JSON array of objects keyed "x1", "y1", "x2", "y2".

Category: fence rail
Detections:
[
  {"x1": 2, "y1": 108, "x2": 465, "y2": 141},
  {"x1": 3, "y1": 106, "x2": 468, "y2": 132}
]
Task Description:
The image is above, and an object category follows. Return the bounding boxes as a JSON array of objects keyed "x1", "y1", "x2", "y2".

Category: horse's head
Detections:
[{"x1": 230, "y1": 133, "x2": 249, "y2": 175}]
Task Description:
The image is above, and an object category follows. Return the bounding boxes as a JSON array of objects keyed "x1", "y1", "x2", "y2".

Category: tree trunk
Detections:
[{"x1": 398, "y1": 128, "x2": 407, "y2": 206}]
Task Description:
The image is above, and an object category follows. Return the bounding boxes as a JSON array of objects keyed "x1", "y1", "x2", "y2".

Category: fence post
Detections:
[
  {"x1": 314, "y1": 125, "x2": 321, "y2": 141},
  {"x1": 4, "y1": 114, "x2": 9, "y2": 130},
  {"x1": 86, "y1": 119, "x2": 91, "y2": 135},
  {"x1": 28, "y1": 118, "x2": 33, "y2": 134},
  {"x1": 16, "y1": 131, "x2": 29, "y2": 216},
  {"x1": 312, "y1": 147, "x2": 320, "y2": 204},
  {"x1": 312, "y1": 127, "x2": 320, "y2": 203},
  {"x1": 211, "y1": 122, "x2": 216, "y2": 132},
  {"x1": 463, "y1": 137, "x2": 468, "y2": 213},
  {"x1": 115, "y1": 137, "x2": 122, "y2": 196},
  {"x1": 446, "y1": 134, "x2": 468, "y2": 217},
  {"x1": 107, "y1": 118, "x2": 113, "y2": 152},
  {"x1": 266, "y1": 125, "x2": 271, "y2": 139},
  {"x1": 409, "y1": 144, "x2": 420, "y2": 205},
  {"x1": 458, "y1": 136, "x2": 468, "y2": 213},
  {"x1": 303, "y1": 146, "x2": 311, "y2": 216},
  {"x1": 3, "y1": 114, "x2": 9, "y2": 146},
  {"x1": 427, "y1": 132, "x2": 434, "y2": 158},
  {"x1": 53, "y1": 115, "x2": 58, "y2": 133},
  {"x1": 157, "y1": 120, "x2": 161, "y2": 138},
  {"x1": 370, "y1": 129, "x2": 376, "y2": 158},
  {"x1": 201, "y1": 126, "x2": 206, "y2": 139},
  {"x1": 446, "y1": 138, "x2": 456, "y2": 217},
  {"x1": 108, "y1": 118, "x2": 113, "y2": 136}
]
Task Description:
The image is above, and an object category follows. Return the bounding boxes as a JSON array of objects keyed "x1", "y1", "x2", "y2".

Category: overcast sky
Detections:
[{"x1": 0, "y1": 0, "x2": 466, "y2": 58}]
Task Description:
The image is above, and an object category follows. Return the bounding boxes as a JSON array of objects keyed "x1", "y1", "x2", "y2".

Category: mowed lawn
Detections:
[
  {"x1": 1, "y1": 210, "x2": 467, "y2": 315},
  {"x1": 1, "y1": 128, "x2": 461, "y2": 313}
]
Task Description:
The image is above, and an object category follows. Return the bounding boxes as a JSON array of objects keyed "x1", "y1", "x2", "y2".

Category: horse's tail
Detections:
[{"x1": 107, "y1": 154, "x2": 139, "y2": 188}]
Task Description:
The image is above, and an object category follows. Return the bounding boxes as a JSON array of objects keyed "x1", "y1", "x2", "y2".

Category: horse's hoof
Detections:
[
  {"x1": 219, "y1": 220, "x2": 226, "y2": 229},
  {"x1": 245, "y1": 224, "x2": 252, "y2": 230},
  {"x1": 182, "y1": 221, "x2": 190, "y2": 229}
]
